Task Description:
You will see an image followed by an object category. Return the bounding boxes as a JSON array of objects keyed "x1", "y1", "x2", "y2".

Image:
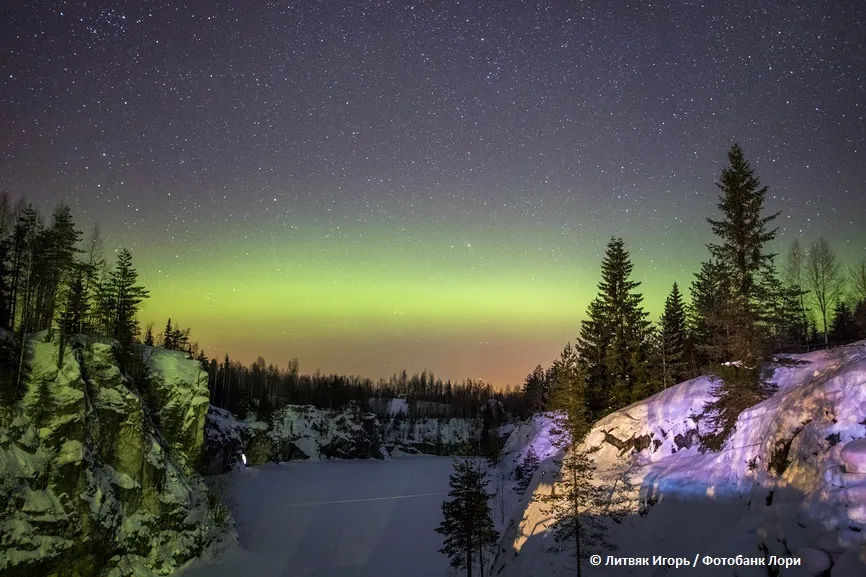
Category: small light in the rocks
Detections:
[{"x1": 241, "y1": 453, "x2": 247, "y2": 466}]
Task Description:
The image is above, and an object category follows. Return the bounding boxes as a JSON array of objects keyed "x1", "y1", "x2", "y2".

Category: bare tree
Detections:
[
  {"x1": 806, "y1": 237, "x2": 844, "y2": 344},
  {"x1": 783, "y1": 239, "x2": 811, "y2": 342},
  {"x1": 850, "y1": 258, "x2": 866, "y2": 305}
]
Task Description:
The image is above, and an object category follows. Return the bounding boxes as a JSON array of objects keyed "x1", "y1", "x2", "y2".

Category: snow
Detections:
[
  {"x1": 177, "y1": 457, "x2": 455, "y2": 577},
  {"x1": 841, "y1": 439, "x2": 866, "y2": 473},
  {"x1": 491, "y1": 342, "x2": 866, "y2": 576}
]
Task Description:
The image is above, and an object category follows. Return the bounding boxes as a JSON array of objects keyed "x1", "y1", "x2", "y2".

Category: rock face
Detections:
[
  {"x1": 202, "y1": 403, "x2": 487, "y2": 470},
  {"x1": 201, "y1": 406, "x2": 249, "y2": 475},
  {"x1": 0, "y1": 332, "x2": 220, "y2": 577}
]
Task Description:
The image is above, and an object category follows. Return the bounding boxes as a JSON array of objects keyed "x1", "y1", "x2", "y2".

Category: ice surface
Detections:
[{"x1": 178, "y1": 457, "x2": 456, "y2": 577}]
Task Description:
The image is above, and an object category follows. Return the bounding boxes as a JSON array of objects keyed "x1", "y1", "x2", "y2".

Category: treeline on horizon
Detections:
[{"x1": 1, "y1": 144, "x2": 864, "y2": 425}]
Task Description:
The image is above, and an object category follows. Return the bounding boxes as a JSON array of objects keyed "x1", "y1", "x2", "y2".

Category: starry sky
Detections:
[{"x1": 2, "y1": 1, "x2": 865, "y2": 387}]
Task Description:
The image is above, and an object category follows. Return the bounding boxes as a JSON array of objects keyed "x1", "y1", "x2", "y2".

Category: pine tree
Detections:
[
  {"x1": 143, "y1": 323, "x2": 155, "y2": 346},
  {"x1": 163, "y1": 318, "x2": 175, "y2": 349},
  {"x1": 659, "y1": 283, "x2": 687, "y2": 388},
  {"x1": 538, "y1": 346, "x2": 615, "y2": 576},
  {"x1": 576, "y1": 238, "x2": 651, "y2": 416},
  {"x1": 756, "y1": 258, "x2": 803, "y2": 353},
  {"x1": 436, "y1": 458, "x2": 499, "y2": 577},
  {"x1": 108, "y1": 249, "x2": 149, "y2": 348},
  {"x1": 705, "y1": 144, "x2": 779, "y2": 365}
]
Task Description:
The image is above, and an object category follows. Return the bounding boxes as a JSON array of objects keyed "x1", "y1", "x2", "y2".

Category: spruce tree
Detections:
[
  {"x1": 108, "y1": 249, "x2": 149, "y2": 348},
  {"x1": 756, "y1": 259, "x2": 802, "y2": 352},
  {"x1": 659, "y1": 283, "x2": 687, "y2": 388},
  {"x1": 436, "y1": 458, "x2": 499, "y2": 577},
  {"x1": 576, "y1": 237, "x2": 651, "y2": 415},
  {"x1": 696, "y1": 145, "x2": 779, "y2": 450},
  {"x1": 689, "y1": 259, "x2": 729, "y2": 367},
  {"x1": 705, "y1": 144, "x2": 779, "y2": 365},
  {"x1": 163, "y1": 318, "x2": 174, "y2": 349}
]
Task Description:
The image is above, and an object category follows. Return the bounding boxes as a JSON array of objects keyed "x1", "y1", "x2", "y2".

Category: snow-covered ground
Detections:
[
  {"x1": 492, "y1": 343, "x2": 866, "y2": 577},
  {"x1": 178, "y1": 457, "x2": 456, "y2": 577}
]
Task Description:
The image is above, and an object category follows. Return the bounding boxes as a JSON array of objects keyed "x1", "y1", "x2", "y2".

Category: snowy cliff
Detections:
[
  {"x1": 494, "y1": 343, "x2": 866, "y2": 577},
  {"x1": 0, "y1": 332, "x2": 221, "y2": 577},
  {"x1": 203, "y1": 404, "x2": 492, "y2": 470}
]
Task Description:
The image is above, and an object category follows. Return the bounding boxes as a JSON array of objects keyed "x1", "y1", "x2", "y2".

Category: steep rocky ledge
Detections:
[{"x1": 0, "y1": 331, "x2": 221, "y2": 577}]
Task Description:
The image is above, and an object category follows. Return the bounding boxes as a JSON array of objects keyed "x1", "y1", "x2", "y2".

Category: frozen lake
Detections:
[{"x1": 178, "y1": 457, "x2": 456, "y2": 577}]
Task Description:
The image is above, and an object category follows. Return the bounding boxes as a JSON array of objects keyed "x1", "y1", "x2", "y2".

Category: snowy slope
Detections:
[{"x1": 493, "y1": 343, "x2": 866, "y2": 577}]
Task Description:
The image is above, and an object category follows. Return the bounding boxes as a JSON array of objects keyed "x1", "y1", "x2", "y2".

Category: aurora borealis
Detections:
[{"x1": 2, "y1": 1, "x2": 865, "y2": 386}]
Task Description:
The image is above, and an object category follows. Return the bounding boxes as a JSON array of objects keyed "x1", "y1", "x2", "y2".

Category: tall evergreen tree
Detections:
[
  {"x1": 756, "y1": 258, "x2": 803, "y2": 352},
  {"x1": 107, "y1": 249, "x2": 149, "y2": 348},
  {"x1": 435, "y1": 458, "x2": 499, "y2": 577},
  {"x1": 659, "y1": 283, "x2": 687, "y2": 388},
  {"x1": 576, "y1": 238, "x2": 651, "y2": 415},
  {"x1": 704, "y1": 144, "x2": 779, "y2": 365}
]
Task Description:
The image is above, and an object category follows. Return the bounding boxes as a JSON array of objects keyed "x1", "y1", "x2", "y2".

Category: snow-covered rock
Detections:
[
  {"x1": 202, "y1": 403, "x2": 490, "y2": 468},
  {"x1": 201, "y1": 406, "x2": 249, "y2": 474},
  {"x1": 0, "y1": 332, "x2": 223, "y2": 576},
  {"x1": 266, "y1": 403, "x2": 388, "y2": 461},
  {"x1": 494, "y1": 342, "x2": 866, "y2": 577}
]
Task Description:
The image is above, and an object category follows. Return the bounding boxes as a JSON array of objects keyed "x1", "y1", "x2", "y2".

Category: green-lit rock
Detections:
[{"x1": 0, "y1": 332, "x2": 224, "y2": 577}]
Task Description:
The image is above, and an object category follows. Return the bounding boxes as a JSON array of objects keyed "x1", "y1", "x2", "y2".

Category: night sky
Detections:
[{"x1": 2, "y1": 1, "x2": 864, "y2": 387}]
